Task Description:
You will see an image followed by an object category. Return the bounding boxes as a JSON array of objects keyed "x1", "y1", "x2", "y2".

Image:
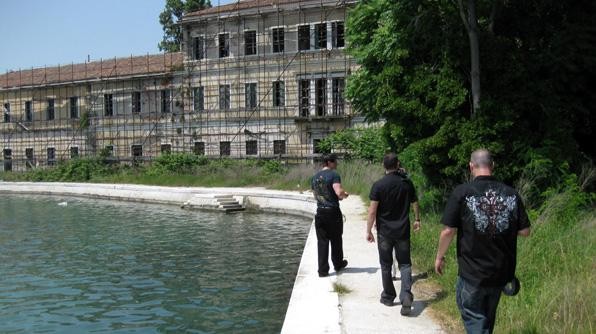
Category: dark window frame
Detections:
[
  {"x1": 161, "y1": 89, "x2": 171, "y2": 113},
  {"x1": 25, "y1": 148, "x2": 34, "y2": 169},
  {"x1": 70, "y1": 146, "x2": 79, "y2": 159},
  {"x1": 25, "y1": 101, "x2": 33, "y2": 122},
  {"x1": 273, "y1": 81, "x2": 285, "y2": 107},
  {"x1": 298, "y1": 25, "x2": 310, "y2": 51},
  {"x1": 131, "y1": 145, "x2": 143, "y2": 157},
  {"x1": 299, "y1": 79, "x2": 310, "y2": 117},
  {"x1": 219, "y1": 33, "x2": 230, "y2": 58},
  {"x1": 47, "y1": 147, "x2": 56, "y2": 166},
  {"x1": 3, "y1": 102, "x2": 10, "y2": 122},
  {"x1": 193, "y1": 86, "x2": 204, "y2": 112},
  {"x1": 273, "y1": 140, "x2": 286, "y2": 155},
  {"x1": 47, "y1": 99, "x2": 55, "y2": 120},
  {"x1": 272, "y1": 27, "x2": 285, "y2": 53},
  {"x1": 161, "y1": 144, "x2": 172, "y2": 154},
  {"x1": 245, "y1": 83, "x2": 257, "y2": 110},
  {"x1": 315, "y1": 23, "x2": 327, "y2": 50},
  {"x1": 246, "y1": 140, "x2": 258, "y2": 155},
  {"x1": 332, "y1": 78, "x2": 345, "y2": 115},
  {"x1": 132, "y1": 92, "x2": 141, "y2": 113},
  {"x1": 219, "y1": 84, "x2": 231, "y2": 110},
  {"x1": 244, "y1": 30, "x2": 257, "y2": 56},
  {"x1": 193, "y1": 36, "x2": 205, "y2": 60},
  {"x1": 104, "y1": 93, "x2": 114, "y2": 116},
  {"x1": 193, "y1": 141, "x2": 205, "y2": 155},
  {"x1": 70, "y1": 96, "x2": 79, "y2": 119},
  {"x1": 315, "y1": 78, "x2": 327, "y2": 116},
  {"x1": 332, "y1": 21, "x2": 345, "y2": 48},
  {"x1": 220, "y1": 141, "x2": 231, "y2": 156}
]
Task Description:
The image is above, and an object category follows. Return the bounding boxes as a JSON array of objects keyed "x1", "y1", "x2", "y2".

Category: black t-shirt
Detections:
[
  {"x1": 442, "y1": 176, "x2": 530, "y2": 287},
  {"x1": 369, "y1": 171, "x2": 418, "y2": 239},
  {"x1": 311, "y1": 169, "x2": 341, "y2": 208}
]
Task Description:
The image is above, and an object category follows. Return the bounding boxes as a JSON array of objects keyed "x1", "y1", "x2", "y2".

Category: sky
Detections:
[{"x1": 0, "y1": 0, "x2": 236, "y2": 73}]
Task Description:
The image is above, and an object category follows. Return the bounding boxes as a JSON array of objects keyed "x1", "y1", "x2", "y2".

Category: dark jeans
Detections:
[
  {"x1": 456, "y1": 276, "x2": 503, "y2": 334},
  {"x1": 377, "y1": 233, "x2": 412, "y2": 303},
  {"x1": 314, "y1": 207, "x2": 344, "y2": 275}
]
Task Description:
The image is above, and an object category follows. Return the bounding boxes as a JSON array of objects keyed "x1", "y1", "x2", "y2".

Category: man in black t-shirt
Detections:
[
  {"x1": 435, "y1": 149, "x2": 531, "y2": 333},
  {"x1": 367, "y1": 153, "x2": 420, "y2": 315},
  {"x1": 311, "y1": 153, "x2": 349, "y2": 277}
]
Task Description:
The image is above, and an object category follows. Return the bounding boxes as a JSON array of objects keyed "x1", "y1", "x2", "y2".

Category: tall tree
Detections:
[
  {"x1": 457, "y1": 0, "x2": 481, "y2": 114},
  {"x1": 159, "y1": 0, "x2": 211, "y2": 52}
]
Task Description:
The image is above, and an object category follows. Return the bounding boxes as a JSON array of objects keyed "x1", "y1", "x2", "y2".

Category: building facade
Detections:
[{"x1": 0, "y1": 0, "x2": 361, "y2": 172}]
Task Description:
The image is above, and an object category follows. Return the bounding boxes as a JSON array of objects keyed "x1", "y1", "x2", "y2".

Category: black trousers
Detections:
[
  {"x1": 377, "y1": 233, "x2": 413, "y2": 303},
  {"x1": 314, "y1": 207, "x2": 344, "y2": 275}
]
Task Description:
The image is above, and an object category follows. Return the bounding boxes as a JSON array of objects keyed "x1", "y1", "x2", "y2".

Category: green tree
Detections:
[{"x1": 159, "y1": 0, "x2": 211, "y2": 52}]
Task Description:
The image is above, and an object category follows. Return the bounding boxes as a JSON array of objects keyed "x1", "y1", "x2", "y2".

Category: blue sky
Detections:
[{"x1": 0, "y1": 0, "x2": 236, "y2": 73}]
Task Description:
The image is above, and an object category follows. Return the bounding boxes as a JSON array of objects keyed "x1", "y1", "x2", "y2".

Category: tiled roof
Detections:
[
  {"x1": 183, "y1": 0, "x2": 342, "y2": 19},
  {"x1": 0, "y1": 53, "x2": 184, "y2": 90}
]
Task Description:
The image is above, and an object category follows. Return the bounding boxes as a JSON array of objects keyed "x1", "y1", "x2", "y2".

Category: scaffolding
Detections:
[{"x1": 0, "y1": 0, "x2": 360, "y2": 172}]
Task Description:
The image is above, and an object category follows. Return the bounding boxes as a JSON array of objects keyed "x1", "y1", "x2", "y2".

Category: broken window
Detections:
[
  {"x1": 131, "y1": 145, "x2": 143, "y2": 157},
  {"x1": 315, "y1": 23, "x2": 327, "y2": 49},
  {"x1": 193, "y1": 141, "x2": 205, "y2": 155},
  {"x1": 219, "y1": 33, "x2": 229, "y2": 58},
  {"x1": 299, "y1": 80, "x2": 310, "y2": 117},
  {"x1": 70, "y1": 96, "x2": 78, "y2": 119},
  {"x1": 220, "y1": 141, "x2": 231, "y2": 156},
  {"x1": 104, "y1": 94, "x2": 113, "y2": 116},
  {"x1": 132, "y1": 92, "x2": 141, "y2": 113},
  {"x1": 47, "y1": 99, "x2": 55, "y2": 120},
  {"x1": 273, "y1": 81, "x2": 285, "y2": 107},
  {"x1": 332, "y1": 78, "x2": 345, "y2": 115},
  {"x1": 47, "y1": 147, "x2": 55, "y2": 166},
  {"x1": 273, "y1": 140, "x2": 286, "y2": 155},
  {"x1": 219, "y1": 85, "x2": 230, "y2": 110},
  {"x1": 193, "y1": 87, "x2": 204, "y2": 112},
  {"x1": 245, "y1": 30, "x2": 257, "y2": 56},
  {"x1": 246, "y1": 140, "x2": 257, "y2": 155},
  {"x1": 332, "y1": 21, "x2": 345, "y2": 48},
  {"x1": 25, "y1": 101, "x2": 32, "y2": 122},
  {"x1": 161, "y1": 89, "x2": 171, "y2": 113},
  {"x1": 245, "y1": 83, "x2": 257, "y2": 110},
  {"x1": 193, "y1": 36, "x2": 205, "y2": 60},
  {"x1": 272, "y1": 27, "x2": 284, "y2": 53},
  {"x1": 315, "y1": 78, "x2": 327, "y2": 116},
  {"x1": 298, "y1": 25, "x2": 310, "y2": 51}
]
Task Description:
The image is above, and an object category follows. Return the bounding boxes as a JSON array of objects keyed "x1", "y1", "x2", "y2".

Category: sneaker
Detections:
[
  {"x1": 380, "y1": 298, "x2": 394, "y2": 307},
  {"x1": 334, "y1": 259, "x2": 348, "y2": 272},
  {"x1": 400, "y1": 293, "x2": 413, "y2": 316}
]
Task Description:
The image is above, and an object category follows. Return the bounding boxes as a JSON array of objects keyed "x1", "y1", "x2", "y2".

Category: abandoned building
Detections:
[{"x1": 0, "y1": 0, "x2": 362, "y2": 172}]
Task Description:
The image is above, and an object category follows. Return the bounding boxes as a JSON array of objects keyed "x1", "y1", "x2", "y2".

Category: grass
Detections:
[
  {"x1": 1, "y1": 156, "x2": 594, "y2": 333},
  {"x1": 332, "y1": 282, "x2": 353, "y2": 295}
]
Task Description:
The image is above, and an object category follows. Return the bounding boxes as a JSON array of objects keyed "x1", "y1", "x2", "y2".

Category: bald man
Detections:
[{"x1": 435, "y1": 149, "x2": 531, "y2": 334}]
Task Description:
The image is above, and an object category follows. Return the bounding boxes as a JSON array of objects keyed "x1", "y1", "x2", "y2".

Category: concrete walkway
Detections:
[
  {"x1": 1, "y1": 182, "x2": 445, "y2": 333},
  {"x1": 282, "y1": 194, "x2": 445, "y2": 334}
]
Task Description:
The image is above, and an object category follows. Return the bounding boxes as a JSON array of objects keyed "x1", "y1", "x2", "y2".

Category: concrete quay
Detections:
[{"x1": 0, "y1": 182, "x2": 445, "y2": 334}]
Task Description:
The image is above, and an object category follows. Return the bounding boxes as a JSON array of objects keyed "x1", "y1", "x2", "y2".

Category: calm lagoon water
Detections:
[{"x1": 0, "y1": 194, "x2": 311, "y2": 333}]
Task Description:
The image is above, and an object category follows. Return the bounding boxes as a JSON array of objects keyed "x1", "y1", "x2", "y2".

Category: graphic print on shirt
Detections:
[
  {"x1": 313, "y1": 175, "x2": 333, "y2": 205},
  {"x1": 465, "y1": 189, "x2": 517, "y2": 236}
]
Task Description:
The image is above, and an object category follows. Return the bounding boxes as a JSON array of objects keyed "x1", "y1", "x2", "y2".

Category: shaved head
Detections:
[{"x1": 470, "y1": 149, "x2": 494, "y2": 169}]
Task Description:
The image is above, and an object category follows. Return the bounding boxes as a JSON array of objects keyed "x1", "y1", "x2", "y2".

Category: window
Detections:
[
  {"x1": 193, "y1": 36, "x2": 205, "y2": 60},
  {"x1": 131, "y1": 145, "x2": 143, "y2": 157},
  {"x1": 299, "y1": 80, "x2": 310, "y2": 117},
  {"x1": 315, "y1": 23, "x2": 327, "y2": 49},
  {"x1": 3, "y1": 102, "x2": 10, "y2": 122},
  {"x1": 219, "y1": 85, "x2": 230, "y2": 110},
  {"x1": 70, "y1": 147, "x2": 79, "y2": 159},
  {"x1": 244, "y1": 30, "x2": 256, "y2": 56},
  {"x1": 315, "y1": 78, "x2": 327, "y2": 116},
  {"x1": 25, "y1": 101, "x2": 32, "y2": 122},
  {"x1": 161, "y1": 89, "x2": 171, "y2": 113},
  {"x1": 220, "y1": 141, "x2": 231, "y2": 156},
  {"x1": 104, "y1": 94, "x2": 113, "y2": 116},
  {"x1": 245, "y1": 83, "x2": 257, "y2": 110},
  {"x1": 104, "y1": 145, "x2": 114, "y2": 157},
  {"x1": 161, "y1": 144, "x2": 171, "y2": 154},
  {"x1": 272, "y1": 28, "x2": 284, "y2": 53},
  {"x1": 132, "y1": 92, "x2": 141, "y2": 113},
  {"x1": 298, "y1": 25, "x2": 310, "y2": 51},
  {"x1": 332, "y1": 21, "x2": 345, "y2": 48},
  {"x1": 25, "y1": 148, "x2": 34, "y2": 169},
  {"x1": 47, "y1": 99, "x2": 55, "y2": 120},
  {"x1": 273, "y1": 140, "x2": 286, "y2": 155},
  {"x1": 219, "y1": 33, "x2": 229, "y2": 58},
  {"x1": 246, "y1": 140, "x2": 257, "y2": 155},
  {"x1": 332, "y1": 78, "x2": 345, "y2": 115},
  {"x1": 193, "y1": 87, "x2": 204, "y2": 112},
  {"x1": 3, "y1": 149, "x2": 12, "y2": 172},
  {"x1": 47, "y1": 147, "x2": 55, "y2": 166},
  {"x1": 273, "y1": 81, "x2": 285, "y2": 107},
  {"x1": 70, "y1": 97, "x2": 79, "y2": 119},
  {"x1": 193, "y1": 141, "x2": 205, "y2": 155}
]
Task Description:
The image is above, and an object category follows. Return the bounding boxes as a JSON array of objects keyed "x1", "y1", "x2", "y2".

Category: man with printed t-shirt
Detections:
[
  {"x1": 311, "y1": 153, "x2": 349, "y2": 278},
  {"x1": 435, "y1": 149, "x2": 531, "y2": 333},
  {"x1": 366, "y1": 153, "x2": 421, "y2": 316}
]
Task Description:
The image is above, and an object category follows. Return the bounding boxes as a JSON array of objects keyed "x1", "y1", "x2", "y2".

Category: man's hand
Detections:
[
  {"x1": 434, "y1": 257, "x2": 445, "y2": 275},
  {"x1": 366, "y1": 231, "x2": 375, "y2": 243},
  {"x1": 413, "y1": 220, "x2": 421, "y2": 232}
]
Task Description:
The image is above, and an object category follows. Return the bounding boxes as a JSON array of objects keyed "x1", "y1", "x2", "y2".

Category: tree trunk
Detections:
[{"x1": 458, "y1": 0, "x2": 482, "y2": 115}]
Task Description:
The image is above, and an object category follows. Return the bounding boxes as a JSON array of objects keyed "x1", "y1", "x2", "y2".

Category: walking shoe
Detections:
[
  {"x1": 318, "y1": 272, "x2": 329, "y2": 277},
  {"x1": 379, "y1": 298, "x2": 394, "y2": 307},
  {"x1": 334, "y1": 259, "x2": 348, "y2": 272},
  {"x1": 400, "y1": 293, "x2": 413, "y2": 316}
]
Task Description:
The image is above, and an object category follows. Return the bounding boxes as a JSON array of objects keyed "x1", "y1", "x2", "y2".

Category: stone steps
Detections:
[{"x1": 214, "y1": 195, "x2": 244, "y2": 213}]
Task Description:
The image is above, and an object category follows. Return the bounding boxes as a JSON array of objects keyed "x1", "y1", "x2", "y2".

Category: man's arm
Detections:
[
  {"x1": 411, "y1": 201, "x2": 421, "y2": 231},
  {"x1": 518, "y1": 227, "x2": 531, "y2": 237},
  {"x1": 366, "y1": 201, "x2": 379, "y2": 243},
  {"x1": 435, "y1": 226, "x2": 457, "y2": 275},
  {"x1": 333, "y1": 182, "x2": 349, "y2": 200}
]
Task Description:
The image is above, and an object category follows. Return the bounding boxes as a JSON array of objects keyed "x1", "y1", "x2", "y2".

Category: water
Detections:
[{"x1": 0, "y1": 194, "x2": 311, "y2": 333}]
